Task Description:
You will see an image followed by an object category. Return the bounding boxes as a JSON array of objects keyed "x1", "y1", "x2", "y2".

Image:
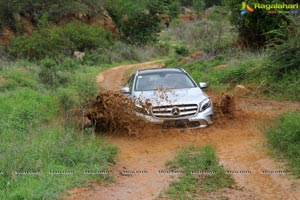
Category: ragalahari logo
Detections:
[{"x1": 241, "y1": 2, "x2": 255, "y2": 16}]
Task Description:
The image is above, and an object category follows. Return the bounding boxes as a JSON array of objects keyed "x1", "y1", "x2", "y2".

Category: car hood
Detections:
[{"x1": 133, "y1": 87, "x2": 208, "y2": 107}]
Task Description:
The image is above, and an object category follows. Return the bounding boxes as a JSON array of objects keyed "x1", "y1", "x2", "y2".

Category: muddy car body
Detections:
[{"x1": 121, "y1": 68, "x2": 213, "y2": 128}]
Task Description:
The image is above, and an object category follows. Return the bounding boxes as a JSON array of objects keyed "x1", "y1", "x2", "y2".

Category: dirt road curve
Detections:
[{"x1": 67, "y1": 61, "x2": 300, "y2": 200}]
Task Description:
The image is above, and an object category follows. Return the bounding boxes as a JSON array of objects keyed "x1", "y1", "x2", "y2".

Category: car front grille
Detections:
[{"x1": 152, "y1": 104, "x2": 198, "y2": 118}]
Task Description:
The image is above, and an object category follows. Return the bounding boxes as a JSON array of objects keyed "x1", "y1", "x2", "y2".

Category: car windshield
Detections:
[{"x1": 135, "y1": 72, "x2": 197, "y2": 91}]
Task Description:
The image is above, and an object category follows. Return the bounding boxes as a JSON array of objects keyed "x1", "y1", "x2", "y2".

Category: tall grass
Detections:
[
  {"x1": 83, "y1": 41, "x2": 169, "y2": 65},
  {"x1": 0, "y1": 61, "x2": 118, "y2": 199},
  {"x1": 161, "y1": 145, "x2": 234, "y2": 199},
  {"x1": 160, "y1": 6, "x2": 235, "y2": 56},
  {"x1": 264, "y1": 112, "x2": 300, "y2": 177}
]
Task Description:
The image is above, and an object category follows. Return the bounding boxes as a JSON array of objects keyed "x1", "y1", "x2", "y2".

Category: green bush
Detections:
[
  {"x1": 220, "y1": 67, "x2": 247, "y2": 84},
  {"x1": 264, "y1": 73, "x2": 300, "y2": 101},
  {"x1": 265, "y1": 112, "x2": 300, "y2": 176},
  {"x1": 63, "y1": 22, "x2": 113, "y2": 52},
  {"x1": 104, "y1": 0, "x2": 180, "y2": 45},
  {"x1": 60, "y1": 57, "x2": 80, "y2": 71},
  {"x1": 57, "y1": 88, "x2": 77, "y2": 112},
  {"x1": 119, "y1": 11, "x2": 161, "y2": 45},
  {"x1": 270, "y1": 38, "x2": 300, "y2": 79},
  {"x1": 207, "y1": 6, "x2": 229, "y2": 21},
  {"x1": 38, "y1": 58, "x2": 71, "y2": 88},
  {"x1": 9, "y1": 26, "x2": 66, "y2": 60},
  {"x1": 74, "y1": 77, "x2": 98, "y2": 104},
  {"x1": 9, "y1": 22, "x2": 113, "y2": 60},
  {"x1": 147, "y1": 0, "x2": 181, "y2": 19},
  {"x1": 154, "y1": 41, "x2": 170, "y2": 56},
  {"x1": 175, "y1": 43, "x2": 189, "y2": 56}
]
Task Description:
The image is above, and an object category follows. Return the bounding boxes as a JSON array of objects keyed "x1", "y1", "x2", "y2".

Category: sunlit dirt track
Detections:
[{"x1": 67, "y1": 61, "x2": 300, "y2": 200}]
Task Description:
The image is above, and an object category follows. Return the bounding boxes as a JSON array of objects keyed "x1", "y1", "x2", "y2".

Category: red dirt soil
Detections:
[{"x1": 66, "y1": 61, "x2": 300, "y2": 200}]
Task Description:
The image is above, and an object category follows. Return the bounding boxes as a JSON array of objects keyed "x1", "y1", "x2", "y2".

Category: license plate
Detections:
[{"x1": 163, "y1": 119, "x2": 189, "y2": 128}]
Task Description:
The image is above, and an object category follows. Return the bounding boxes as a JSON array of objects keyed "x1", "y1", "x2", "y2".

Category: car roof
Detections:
[{"x1": 137, "y1": 68, "x2": 184, "y2": 75}]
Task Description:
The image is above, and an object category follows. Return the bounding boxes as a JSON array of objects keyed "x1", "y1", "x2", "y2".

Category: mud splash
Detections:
[
  {"x1": 85, "y1": 90, "x2": 151, "y2": 135},
  {"x1": 213, "y1": 92, "x2": 236, "y2": 125},
  {"x1": 85, "y1": 89, "x2": 236, "y2": 136}
]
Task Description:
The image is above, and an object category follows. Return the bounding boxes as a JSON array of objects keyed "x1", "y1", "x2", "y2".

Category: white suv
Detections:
[{"x1": 121, "y1": 68, "x2": 213, "y2": 128}]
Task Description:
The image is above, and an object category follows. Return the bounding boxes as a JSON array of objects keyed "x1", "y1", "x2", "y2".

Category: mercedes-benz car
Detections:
[{"x1": 120, "y1": 68, "x2": 213, "y2": 128}]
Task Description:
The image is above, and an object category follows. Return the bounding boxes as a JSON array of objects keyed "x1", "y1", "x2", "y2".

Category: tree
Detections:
[
  {"x1": 227, "y1": 0, "x2": 289, "y2": 49},
  {"x1": 103, "y1": 0, "x2": 164, "y2": 45},
  {"x1": 147, "y1": 0, "x2": 181, "y2": 19},
  {"x1": 119, "y1": 11, "x2": 161, "y2": 45}
]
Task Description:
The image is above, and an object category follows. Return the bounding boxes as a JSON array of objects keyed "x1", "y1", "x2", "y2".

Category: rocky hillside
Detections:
[{"x1": 0, "y1": 6, "x2": 117, "y2": 45}]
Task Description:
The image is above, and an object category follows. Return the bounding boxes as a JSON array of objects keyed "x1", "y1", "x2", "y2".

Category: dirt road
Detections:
[{"x1": 67, "y1": 61, "x2": 300, "y2": 200}]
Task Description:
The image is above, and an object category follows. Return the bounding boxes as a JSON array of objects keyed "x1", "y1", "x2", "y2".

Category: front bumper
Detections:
[{"x1": 135, "y1": 107, "x2": 213, "y2": 128}]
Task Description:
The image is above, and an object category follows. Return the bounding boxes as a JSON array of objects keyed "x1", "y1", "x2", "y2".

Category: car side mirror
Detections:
[
  {"x1": 120, "y1": 85, "x2": 130, "y2": 94},
  {"x1": 199, "y1": 82, "x2": 208, "y2": 89}
]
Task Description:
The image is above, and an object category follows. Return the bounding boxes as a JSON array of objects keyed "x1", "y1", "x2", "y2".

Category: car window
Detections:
[{"x1": 135, "y1": 72, "x2": 196, "y2": 91}]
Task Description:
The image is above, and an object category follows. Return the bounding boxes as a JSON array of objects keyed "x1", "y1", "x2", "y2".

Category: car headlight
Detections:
[{"x1": 199, "y1": 98, "x2": 211, "y2": 112}]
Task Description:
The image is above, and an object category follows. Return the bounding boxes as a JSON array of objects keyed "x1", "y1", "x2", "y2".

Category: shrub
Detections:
[
  {"x1": 269, "y1": 38, "x2": 300, "y2": 79},
  {"x1": 207, "y1": 6, "x2": 229, "y2": 21},
  {"x1": 9, "y1": 22, "x2": 113, "y2": 60},
  {"x1": 175, "y1": 43, "x2": 189, "y2": 56},
  {"x1": 107, "y1": 42, "x2": 142, "y2": 62},
  {"x1": 9, "y1": 25, "x2": 67, "y2": 60},
  {"x1": 154, "y1": 41, "x2": 170, "y2": 56},
  {"x1": 74, "y1": 77, "x2": 98, "y2": 104},
  {"x1": 60, "y1": 57, "x2": 79, "y2": 71},
  {"x1": 57, "y1": 88, "x2": 77, "y2": 127},
  {"x1": 119, "y1": 11, "x2": 161, "y2": 45},
  {"x1": 63, "y1": 22, "x2": 113, "y2": 52},
  {"x1": 264, "y1": 73, "x2": 300, "y2": 101},
  {"x1": 220, "y1": 67, "x2": 247, "y2": 84},
  {"x1": 38, "y1": 58, "x2": 71, "y2": 88},
  {"x1": 147, "y1": 0, "x2": 181, "y2": 19},
  {"x1": 104, "y1": 0, "x2": 180, "y2": 45},
  {"x1": 38, "y1": 58, "x2": 58, "y2": 87}
]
